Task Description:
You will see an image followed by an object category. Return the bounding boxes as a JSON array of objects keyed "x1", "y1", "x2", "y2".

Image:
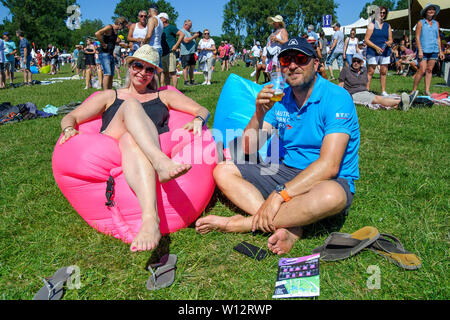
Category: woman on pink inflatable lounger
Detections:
[{"x1": 59, "y1": 45, "x2": 210, "y2": 252}]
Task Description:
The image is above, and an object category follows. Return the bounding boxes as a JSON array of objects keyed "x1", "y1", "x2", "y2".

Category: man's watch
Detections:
[{"x1": 275, "y1": 184, "x2": 292, "y2": 202}]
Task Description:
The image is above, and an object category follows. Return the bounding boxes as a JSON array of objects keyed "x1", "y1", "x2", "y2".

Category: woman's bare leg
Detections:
[
  {"x1": 102, "y1": 98, "x2": 191, "y2": 183},
  {"x1": 367, "y1": 65, "x2": 376, "y2": 91},
  {"x1": 424, "y1": 60, "x2": 436, "y2": 95},
  {"x1": 119, "y1": 133, "x2": 161, "y2": 252},
  {"x1": 380, "y1": 65, "x2": 388, "y2": 93}
]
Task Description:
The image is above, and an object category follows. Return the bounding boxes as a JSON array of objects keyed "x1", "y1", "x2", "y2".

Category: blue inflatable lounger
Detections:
[{"x1": 213, "y1": 74, "x2": 282, "y2": 164}]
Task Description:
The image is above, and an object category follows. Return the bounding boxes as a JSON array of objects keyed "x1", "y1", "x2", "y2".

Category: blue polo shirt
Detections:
[{"x1": 264, "y1": 75, "x2": 360, "y2": 193}]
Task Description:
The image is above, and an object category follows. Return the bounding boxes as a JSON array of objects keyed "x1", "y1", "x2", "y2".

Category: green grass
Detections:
[{"x1": 0, "y1": 63, "x2": 449, "y2": 300}]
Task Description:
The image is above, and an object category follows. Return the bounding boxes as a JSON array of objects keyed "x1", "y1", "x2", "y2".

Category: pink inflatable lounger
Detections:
[{"x1": 52, "y1": 87, "x2": 217, "y2": 244}]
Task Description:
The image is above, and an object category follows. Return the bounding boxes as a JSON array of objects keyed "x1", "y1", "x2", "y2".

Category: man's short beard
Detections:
[{"x1": 288, "y1": 69, "x2": 316, "y2": 91}]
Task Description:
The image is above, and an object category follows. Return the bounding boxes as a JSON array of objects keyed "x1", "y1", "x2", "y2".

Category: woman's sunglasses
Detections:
[
  {"x1": 131, "y1": 62, "x2": 155, "y2": 75},
  {"x1": 279, "y1": 53, "x2": 310, "y2": 67}
]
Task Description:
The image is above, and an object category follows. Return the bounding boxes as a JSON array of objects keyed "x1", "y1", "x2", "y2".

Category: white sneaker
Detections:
[
  {"x1": 382, "y1": 91, "x2": 389, "y2": 97},
  {"x1": 250, "y1": 70, "x2": 256, "y2": 77},
  {"x1": 206, "y1": 81, "x2": 211, "y2": 85},
  {"x1": 201, "y1": 81, "x2": 207, "y2": 85}
]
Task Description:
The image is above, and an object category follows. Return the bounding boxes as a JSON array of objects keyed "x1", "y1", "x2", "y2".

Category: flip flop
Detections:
[
  {"x1": 368, "y1": 234, "x2": 422, "y2": 270},
  {"x1": 33, "y1": 267, "x2": 75, "y2": 300},
  {"x1": 146, "y1": 254, "x2": 177, "y2": 291},
  {"x1": 312, "y1": 226, "x2": 380, "y2": 261}
]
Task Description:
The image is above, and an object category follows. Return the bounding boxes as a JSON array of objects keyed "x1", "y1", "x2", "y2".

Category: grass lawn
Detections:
[{"x1": 0, "y1": 62, "x2": 448, "y2": 300}]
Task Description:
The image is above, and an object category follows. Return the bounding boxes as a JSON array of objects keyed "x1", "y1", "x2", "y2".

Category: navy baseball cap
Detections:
[
  {"x1": 3, "y1": 31, "x2": 10, "y2": 36},
  {"x1": 279, "y1": 37, "x2": 317, "y2": 58}
]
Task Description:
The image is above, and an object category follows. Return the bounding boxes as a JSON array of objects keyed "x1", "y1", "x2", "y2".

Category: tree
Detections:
[
  {"x1": 359, "y1": 0, "x2": 396, "y2": 19},
  {"x1": 113, "y1": 0, "x2": 178, "y2": 25},
  {"x1": 71, "y1": 19, "x2": 104, "y2": 45},
  {"x1": 0, "y1": 0, "x2": 78, "y2": 49},
  {"x1": 395, "y1": 0, "x2": 409, "y2": 10},
  {"x1": 222, "y1": 0, "x2": 338, "y2": 48}
]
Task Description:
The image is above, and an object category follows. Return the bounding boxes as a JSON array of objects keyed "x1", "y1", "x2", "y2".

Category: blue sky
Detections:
[{"x1": 0, "y1": 0, "x2": 367, "y2": 37}]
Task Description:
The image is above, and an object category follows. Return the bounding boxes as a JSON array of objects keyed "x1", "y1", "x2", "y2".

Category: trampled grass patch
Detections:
[{"x1": 0, "y1": 63, "x2": 448, "y2": 300}]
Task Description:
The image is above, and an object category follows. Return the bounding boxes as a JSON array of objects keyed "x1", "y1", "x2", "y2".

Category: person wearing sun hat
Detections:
[
  {"x1": 411, "y1": 3, "x2": 444, "y2": 96},
  {"x1": 265, "y1": 15, "x2": 289, "y2": 72},
  {"x1": 196, "y1": 37, "x2": 360, "y2": 257},
  {"x1": 59, "y1": 43, "x2": 210, "y2": 253}
]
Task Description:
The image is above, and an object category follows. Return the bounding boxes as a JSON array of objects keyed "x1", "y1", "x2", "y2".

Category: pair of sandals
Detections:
[
  {"x1": 33, "y1": 254, "x2": 178, "y2": 299},
  {"x1": 312, "y1": 226, "x2": 422, "y2": 270}
]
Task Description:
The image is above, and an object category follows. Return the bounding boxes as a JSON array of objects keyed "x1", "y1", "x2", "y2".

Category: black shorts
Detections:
[
  {"x1": 235, "y1": 161, "x2": 354, "y2": 212},
  {"x1": 181, "y1": 53, "x2": 196, "y2": 68}
]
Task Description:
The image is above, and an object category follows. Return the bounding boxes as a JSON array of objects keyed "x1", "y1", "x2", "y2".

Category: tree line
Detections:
[{"x1": 0, "y1": 0, "x2": 409, "y2": 52}]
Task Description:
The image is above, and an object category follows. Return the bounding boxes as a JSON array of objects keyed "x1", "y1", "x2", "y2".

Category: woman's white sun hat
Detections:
[
  {"x1": 125, "y1": 44, "x2": 163, "y2": 73},
  {"x1": 267, "y1": 15, "x2": 285, "y2": 28}
]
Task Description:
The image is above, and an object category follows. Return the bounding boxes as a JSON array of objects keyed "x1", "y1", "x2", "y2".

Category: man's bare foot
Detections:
[
  {"x1": 195, "y1": 214, "x2": 250, "y2": 234},
  {"x1": 267, "y1": 227, "x2": 303, "y2": 255},
  {"x1": 130, "y1": 217, "x2": 162, "y2": 252},
  {"x1": 155, "y1": 158, "x2": 191, "y2": 184}
]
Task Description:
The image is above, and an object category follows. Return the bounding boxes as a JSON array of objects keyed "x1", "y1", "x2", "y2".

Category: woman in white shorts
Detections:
[
  {"x1": 197, "y1": 29, "x2": 215, "y2": 85},
  {"x1": 364, "y1": 6, "x2": 393, "y2": 96}
]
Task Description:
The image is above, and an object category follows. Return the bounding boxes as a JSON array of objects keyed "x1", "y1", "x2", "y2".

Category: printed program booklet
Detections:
[{"x1": 272, "y1": 253, "x2": 320, "y2": 298}]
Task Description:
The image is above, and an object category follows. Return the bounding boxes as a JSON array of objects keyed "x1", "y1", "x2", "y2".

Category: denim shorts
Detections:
[
  {"x1": 326, "y1": 51, "x2": 344, "y2": 67},
  {"x1": 99, "y1": 52, "x2": 115, "y2": 76},
  {"x1": 419, "y1": 52, "x2": 438, "y2": 61}
]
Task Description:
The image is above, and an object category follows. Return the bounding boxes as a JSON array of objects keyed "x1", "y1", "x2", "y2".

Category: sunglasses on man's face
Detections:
[
  {"x1": 131, "y1": 62, "x2": 155, "y2": 75},
  {"x1": 352, "y1": 59, "x2": 362, "y2": 64},
  {"x1": 140, "y1": 15, "x2": 147, "y2": 18},
  {"x1": 279, "y1": 53, "x2": 310, "y2": 67}
]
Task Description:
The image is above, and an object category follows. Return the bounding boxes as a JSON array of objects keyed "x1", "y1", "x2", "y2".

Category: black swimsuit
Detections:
[{"x1": 100, "y1": 90, "x2": 170, "y2": 135}]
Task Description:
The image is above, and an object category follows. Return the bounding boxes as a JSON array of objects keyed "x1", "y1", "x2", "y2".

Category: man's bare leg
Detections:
[{"x1": 196, "y1": 162, "x2": 347, "y2": 254}]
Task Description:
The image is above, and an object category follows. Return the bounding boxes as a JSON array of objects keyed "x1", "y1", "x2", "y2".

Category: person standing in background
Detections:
[
  {"x1": 145, "y1": 4, "x2": 164, "y2": 66},
  {"x1": 16, "y1": 30, "x2": 32, "y2": 86},
  {"x1": 411, "y1": 3, "x2": 444, "y2": 96},
  {"x1": 128, "y1": 10, "x2": 148, "y2": 54},
  {"x1": 0, "y1": 36, "x2": 5, "y2": 89},
  {"x1": 179, "y1": 19, "x2": 200, "y2": 86},
  {"x1": 95, "y1": 17, "x2": 128, "y2": 90},
  {"x1": 326, "y1": 23, "x2": 345, "y2": 80},
  {"x1": 3, "y1": 32, "x2": 16, "y2": 86},
  {"x1": 364, "y1": 6, "x2": 393, "y2": 96},
  {"x1": 343, "y1": 28, "x2": 360, "y2": 67},
  {"x1": 197, "y1": 29, "x2": 215, "y2": 85},
  {"x1": 159, "y1": 12, "x2": 182, "y2": 88}
]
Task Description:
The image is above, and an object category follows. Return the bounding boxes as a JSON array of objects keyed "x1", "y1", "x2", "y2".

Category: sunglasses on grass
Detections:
[
  {"x1": 131, "y1": 62, "x2": 156, "y2": 74},
  {"x1": 279, "y1": 53, "x2": 311, "y2": 67}
]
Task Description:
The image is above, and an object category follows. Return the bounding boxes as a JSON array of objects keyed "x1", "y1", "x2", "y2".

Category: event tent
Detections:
[
  {"x1": 323, "y1": 18, "x2": 369, "y2": 36},
  {"x1": 386, "y1": 0, "x2": 450, "y2": 29}
]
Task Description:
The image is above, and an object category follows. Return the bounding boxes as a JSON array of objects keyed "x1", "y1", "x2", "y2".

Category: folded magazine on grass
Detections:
[{"x1": 273, "y1": 253, "x2": 320, "y2": 298}]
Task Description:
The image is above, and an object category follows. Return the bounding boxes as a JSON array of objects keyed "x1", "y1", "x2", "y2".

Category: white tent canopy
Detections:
[{"x1": 323, "y1": 18, "x2": 369, "y2": 36}]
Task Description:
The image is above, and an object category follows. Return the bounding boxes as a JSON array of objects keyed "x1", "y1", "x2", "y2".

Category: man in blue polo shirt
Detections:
[{"x1": 196, "y1": 37, "x2": 360, "y2": 255}]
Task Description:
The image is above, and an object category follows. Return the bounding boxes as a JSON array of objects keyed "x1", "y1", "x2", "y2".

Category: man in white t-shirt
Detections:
[{"x1": 251, "y1": 41, "x2": 262, "y2": 66}]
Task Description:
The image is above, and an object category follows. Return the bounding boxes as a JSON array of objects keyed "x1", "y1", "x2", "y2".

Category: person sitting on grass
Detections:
[
  {"x1": 59, "y1": 45, "x2": 210, "y2": 252},
  {"x1": 196, "y1": 37, "x2": 360, "y2": 255},
  {"x1": 338, "y1": 53, "x2": 418, "y2": 110}
]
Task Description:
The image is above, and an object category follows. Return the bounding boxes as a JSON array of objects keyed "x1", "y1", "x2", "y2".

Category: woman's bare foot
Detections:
[
  {"x1": 267, "y1": 227, "x2": 303, "y2": 255},
  {"x1": 155, "y1": 158, "x2": 191, "y2": 184},
  {"x1": 195, "y1": 214, "x2": 251, "y2": 234},
  {"x1": 130, "y1": 217, "x2": 161, "y2": 252}
]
